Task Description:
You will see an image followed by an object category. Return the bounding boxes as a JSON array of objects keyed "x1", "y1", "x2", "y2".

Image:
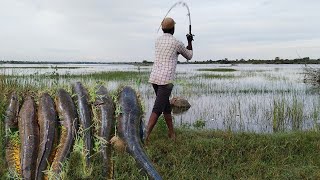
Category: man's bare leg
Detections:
[
  {"x1": 145, "y1": 112, "x2": 159, "y2": 144},
  {"x1": 164, "y1": 113, "x2": 176, "y2": 140}
]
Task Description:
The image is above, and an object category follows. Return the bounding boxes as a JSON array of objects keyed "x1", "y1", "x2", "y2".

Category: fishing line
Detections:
[{"x1": 157, "y1": 1, "x2": 192, "y2": 35}]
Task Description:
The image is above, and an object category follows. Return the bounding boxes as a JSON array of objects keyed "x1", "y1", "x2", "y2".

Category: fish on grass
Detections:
[
  {"x1": 95, "y1": 85, "x2": 116, "y2": 178},
  {"x1": 118, "y1": 86, "x2": 162, "y2": 180},
  {"x1": 51, "y1": 89, "x2": 78, "y2": 176},
  {"x1": 36, "y1": 93, "x2": 58, "y2": 179},
  {"x1": 5, "y1": 92, "x2": 19, "y2": 134},
  {"x1": 18, "y1": 96, "x2": 39, "y2": 179},
  {"x1": 5, "y1": 92, "x2": 21, "y2": 175},
  {"x1": 73, "y1": 82, "x2": 93, "y2": 165}
]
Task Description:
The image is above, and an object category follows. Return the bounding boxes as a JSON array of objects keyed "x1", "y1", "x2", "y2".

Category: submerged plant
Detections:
[
  {"x1": 193, "y1": 119, "x2": 206, "y2": 129},
  {"x1": 273, "y1": 98, "x2": 287, "y2": 132},
  {"x1": 288, "y1": 96, "x2": 304, "y2": 131}
]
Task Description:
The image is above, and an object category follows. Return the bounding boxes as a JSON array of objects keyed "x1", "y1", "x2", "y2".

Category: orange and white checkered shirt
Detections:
[{"x1": 149, "y1": 33, "x2": 193, "y2": 85}]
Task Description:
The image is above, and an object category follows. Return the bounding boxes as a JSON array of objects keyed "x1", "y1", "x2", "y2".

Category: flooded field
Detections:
[{"x1": 1, "y1": 63, "x2": 319, "y2": 133}]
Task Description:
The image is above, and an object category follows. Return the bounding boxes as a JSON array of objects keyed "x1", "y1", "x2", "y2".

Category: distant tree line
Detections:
[
  {"x1": 177, "y1": 57, "x2": 320, "y2": 64},
  {"x1": 1, "y1": 57, "x2": 320, "y2": 65}
]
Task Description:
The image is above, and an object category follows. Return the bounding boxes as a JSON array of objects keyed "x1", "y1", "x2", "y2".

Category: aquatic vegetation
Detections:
[
  {"x1": 289, "y1": 96, "x2": 304, "y2": 131},
  {"x1": 1, "y1": 64, "x2": 320, "y2": 133},
  {"x1": 198, "y1": 73, "x2": 235, "y2": 79},
  {"x1": 0, "y1": 63, "x2": 320, "y2": 178},
  {"x1": 272, "y1": 98, "x2": 287, "y2": 132},
  {"x1": 193, "y1": 119, "x2": 206, "y2": 129}
]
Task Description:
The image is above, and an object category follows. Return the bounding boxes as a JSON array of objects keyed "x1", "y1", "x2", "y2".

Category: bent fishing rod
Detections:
[{"x1": 158, "y1": 1, "x2": 194, "y2": 40}]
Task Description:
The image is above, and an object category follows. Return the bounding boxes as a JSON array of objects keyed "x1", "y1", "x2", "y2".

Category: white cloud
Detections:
[{"x1": 0, "y1": 0, "x2": 319, "y2": 61}]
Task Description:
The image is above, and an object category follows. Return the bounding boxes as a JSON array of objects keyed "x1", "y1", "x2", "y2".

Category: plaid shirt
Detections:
[{"x1": 149, "y1": 33, "x2": 193, "y2": 85}]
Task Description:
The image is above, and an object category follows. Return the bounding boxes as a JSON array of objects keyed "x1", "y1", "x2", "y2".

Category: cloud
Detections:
[{"x1": 0, "y1": 0, "x2": 319, "y2": 61}]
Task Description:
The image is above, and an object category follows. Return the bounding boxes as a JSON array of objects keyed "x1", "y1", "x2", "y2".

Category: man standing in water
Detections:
[{"x1": 145, "y1": 17, "x2": 193, "y2": 143}]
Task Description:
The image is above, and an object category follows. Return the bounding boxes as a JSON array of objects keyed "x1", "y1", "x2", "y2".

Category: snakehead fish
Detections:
[
  {"x1": 95, "y1": 85, "x2": 115, "y2": 178},
  {"x1": 18, "y1": 96, "x2": 39, "y2": 180},
  {"x1": 72, "y1": 82, "x2": 93, "y2": 165},
  {"x1": 118, "y1": 86, "x2": 162, "y2": 180},
  {"x1": 36, "y1": 93, "x2": 58, "y2": 180},
  {"x1": 5, "y1": 92, "x2": 19, "y2": 134},
  {"x1": 5, "y1": 92, "x2": 21, "y2": 175},
  {"x1": 52, "y1": 89, "x2": 78, "y2": 175}
]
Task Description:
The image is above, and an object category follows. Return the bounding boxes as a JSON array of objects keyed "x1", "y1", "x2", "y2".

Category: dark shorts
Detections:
[{"x1": 152, "y1": 83, "x2": 174, "y2": 116}]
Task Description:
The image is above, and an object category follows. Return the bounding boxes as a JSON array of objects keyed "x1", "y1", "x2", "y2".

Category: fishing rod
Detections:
[{"x1": 157, "y1": 1, "x2": 194, "y2": 40}]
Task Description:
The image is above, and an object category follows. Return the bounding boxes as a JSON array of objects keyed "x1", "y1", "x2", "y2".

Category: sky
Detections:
[{"x1": 0, "y1": 0, "x2": 319, "y2": 62}]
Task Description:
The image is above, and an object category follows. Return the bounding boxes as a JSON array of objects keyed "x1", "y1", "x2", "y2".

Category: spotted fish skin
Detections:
[
  {"x1": 118, "y1": 86, "x2": 162, "y2": 180},
  {"x1": 36, "y1": 93, "x2": 58, "y2": 180},
  {"x1": 5, "y1": 137, "x2": 21, "y2": 176},
  {"x1": 52, "y1": 89, "x2": 78, "y2": 175},
  {"x1": 18, "y1": 96, "x2": 39, "y2": 180},
  {"x1": 73, "y1": 82, "x2": 93, "y2": 165},
  {"x1": 95, "y1": 85, "x2": 115, "y2": 178}
]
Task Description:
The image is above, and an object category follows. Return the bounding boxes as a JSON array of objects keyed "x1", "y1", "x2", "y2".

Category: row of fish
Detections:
[{"x1": 4, "y1": 83, "x2": 162, "y2": 180}]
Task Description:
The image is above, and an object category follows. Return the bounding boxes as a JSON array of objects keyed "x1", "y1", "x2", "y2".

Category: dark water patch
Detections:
[{"x1": 197, "y1": 68, "x2": 237, "y2": 72}]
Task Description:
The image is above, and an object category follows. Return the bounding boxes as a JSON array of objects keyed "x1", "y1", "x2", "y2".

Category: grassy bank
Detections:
[
  {"x1": 1, "y1": 116, "x2": 320, "y2": 179},
  {"x1": 148, "y1": 128, "x2": 320, "y2": 179}
]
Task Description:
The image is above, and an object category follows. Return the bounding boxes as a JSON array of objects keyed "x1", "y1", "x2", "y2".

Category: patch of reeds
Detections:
[
  {"x1": 272, "y1": 96, "x2": 305, "y2": 132},
  {"x1": 312, "y1": 101, "x2": 320, "y2": 131},
  {"x1": 6, "y1": 71, "x2": 148, "y2": 81},
  {"x1": 199, "y1": 74, "x2": 235, "y2": 79},
  {"x1": 273, "y1": 98, "x2": 287, "y2": 132},
  {"x1": 304, "y1": 65, "x2": 320, "y2": 85},
  {"x1": 289, "y1": 96, "x2": 304, "y2": 131}
]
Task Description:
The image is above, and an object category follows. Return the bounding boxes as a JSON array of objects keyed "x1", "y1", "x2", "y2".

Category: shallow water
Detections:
[{"x1": 2, "y1": 63, "x2": 319, "y2": 132}]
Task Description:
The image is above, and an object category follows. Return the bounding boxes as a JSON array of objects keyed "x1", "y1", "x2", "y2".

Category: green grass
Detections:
[
  {"x1": 145, "y1": 127, "x2": 320, "y2": 179},
  {"x1": 2, "y1": 113, "x2": 320, "y2": 179},
  {"x1": 197, "y1": 68, "x2": 237, "y2": 72},
  {"x1": 6, "y1": 71, "x2": 148, "y2": 80},
  {"x1": 0, "y1": 97, "x2": 6, "y2": 177},
  {"x1": 37, "y1": 122, "x2": 320, "y2": 179}
]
